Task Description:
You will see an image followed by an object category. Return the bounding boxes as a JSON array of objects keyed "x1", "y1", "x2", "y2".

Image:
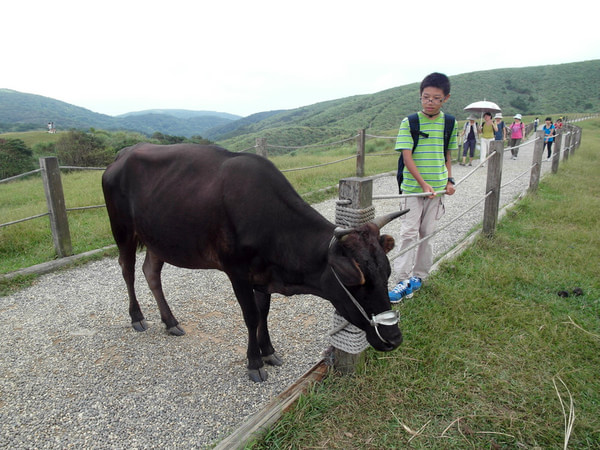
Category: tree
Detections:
[
  {"x1": 0, "y1": 138, "x2": 34, "y2": 179},
  {"x1": 55, "y1": 130, "x2": 113, "y2": 166}
]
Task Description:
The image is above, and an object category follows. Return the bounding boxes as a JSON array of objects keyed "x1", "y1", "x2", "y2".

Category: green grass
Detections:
[
  {"x1": 0, "y1": 170, "x2": 113, "y2": 274},
  {"x1": 0, "y1": 130, "x2": 62, "y2": 148},
  {"x1": 0, "y1": 141, "x2": 397, "y2": 277},
  {"x1": 244, "y1": 121, "x2": 600, "y2": 448}
]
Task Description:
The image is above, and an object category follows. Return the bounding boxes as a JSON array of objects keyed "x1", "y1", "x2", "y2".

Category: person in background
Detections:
[
  {"x1": 508, "y1": 114, "x2": 525, "y2": 160},
  {"x1": 534, "y1": 117, "x2": 539, "y2": 132},
  {"x1": 543, "y1": 117, "x2": 556, "y2": 159},
  {"x1": 494, "y1": 113, "x2": 507, "y2": 142},
  {"x1": 555, "y1": 117, "x2": 564, "y2": 130},
  {"x1": 389, "y1": 72, "x2": 458, "y2": 303},
  {"x1": 460, "y1": 114, "x2": 478, "y2": 166},
  {"x1": 479, "y1": 112, "x2": 497, "y2": 166}
]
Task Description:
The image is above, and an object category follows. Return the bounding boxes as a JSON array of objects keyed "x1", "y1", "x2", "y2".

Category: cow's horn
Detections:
[
  {"x1": 333, "y1": 227, "x2": 354, "y2": 239},
  {"x1": 372, "y1": 209, "x2": 410, "y2": 229}
]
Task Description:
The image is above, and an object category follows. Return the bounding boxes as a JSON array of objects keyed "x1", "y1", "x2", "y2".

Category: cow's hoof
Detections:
[
  {"x1": 263, "y1": 353, "x2": 283, "y2": 366},
  {"x1": 248, "y1": 367, "x2": 268, "y2": 382},
  {"x1": 132, "y1": 319, "x2": 148, "y2": 332},
  {"x1": 167, "y1": 325, "x2": 186, "y2": 336}
]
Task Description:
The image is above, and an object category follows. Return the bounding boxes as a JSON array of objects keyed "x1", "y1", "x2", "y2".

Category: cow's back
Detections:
[{"x1": 102, "y1": 143, "x2": 324, "y2": 270}]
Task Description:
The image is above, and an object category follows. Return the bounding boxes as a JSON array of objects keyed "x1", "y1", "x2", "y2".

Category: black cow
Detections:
[{"x1": 102, "y1": 143, "x2": 405, "y2": 382}]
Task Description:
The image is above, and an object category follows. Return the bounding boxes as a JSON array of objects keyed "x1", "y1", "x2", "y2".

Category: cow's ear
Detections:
[
  {"x1": 379, "y1": 234, "x2": 395, "y2": 254},
  {"x1": 330, "y1": 257, "x2": 366, "y2": 286}
]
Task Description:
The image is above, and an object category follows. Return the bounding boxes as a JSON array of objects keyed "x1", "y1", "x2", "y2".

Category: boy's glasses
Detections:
[{"x1": 420, "y1": 96, "x2": 445, "y2": 104}]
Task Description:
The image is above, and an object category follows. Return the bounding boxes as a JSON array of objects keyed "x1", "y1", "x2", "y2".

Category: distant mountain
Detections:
[
  {"x1": 0, "y1": 89, "x2": 239, "y2": 137},
  {"x1": 2, "y1": 60, "x2": 598, "y2": 146},
  {"x1": 0, "y1": 88, "x2": 116, "y2": 130},
  {"x1": 117, "y1": 109, "x2": 240, "y2": 121}
]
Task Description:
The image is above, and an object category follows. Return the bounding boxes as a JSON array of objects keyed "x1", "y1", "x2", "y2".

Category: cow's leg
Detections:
[
  {"x1": 255, "y1": 290, "x2": 282, "y2": 367},
  {"x1": 229, "y1": 276, "x2": 267, "y2": 382},
  {"x1": 118, "y1": 242, "x2": 147, "y2": 332},
  {"x1": 142, "y1": 250, "x2": 185, "y2": 336}
]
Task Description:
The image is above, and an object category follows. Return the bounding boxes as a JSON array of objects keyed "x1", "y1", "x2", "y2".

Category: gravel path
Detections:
[{"x1": 0, "y1": 139, "x2": 552, "y2": 448}]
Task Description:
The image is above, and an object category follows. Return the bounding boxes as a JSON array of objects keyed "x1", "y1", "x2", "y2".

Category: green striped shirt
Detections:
[{"x1": 395, "y1": 111, "x2": 458, "y2": 193}]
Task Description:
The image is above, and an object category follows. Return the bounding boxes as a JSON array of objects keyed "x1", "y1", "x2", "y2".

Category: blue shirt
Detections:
[
  {"x1": 543, "y1": 124, "x2": 555, "y2": 142},
  {"x1": 494, "y1": 121, "x2": 505, "y2": 140}
]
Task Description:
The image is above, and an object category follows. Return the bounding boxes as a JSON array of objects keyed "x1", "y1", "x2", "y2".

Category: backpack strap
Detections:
[
  {"x1": 439, "y1": 113, "x2": 455, "y2": 162},
  {"x1": 408, "y1": 113, "x2": 420, "y2": 151},
  {"x1": 443, "y1": 113, "x2": 455, "y2": 157}
]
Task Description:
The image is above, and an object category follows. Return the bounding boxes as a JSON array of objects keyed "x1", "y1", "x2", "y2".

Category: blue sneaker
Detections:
[
  {"x1": 409, "y1": 276, "x2": 422, "y2": 294},
  {"x1": 389, "y1": 280, "x2": 412, "y2": 303}
]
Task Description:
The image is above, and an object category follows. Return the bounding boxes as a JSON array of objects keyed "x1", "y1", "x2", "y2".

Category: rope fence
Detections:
[
  {"x1": 328, "y1": 122, "x2": 586, "y2": 362},
  {"x1": 0, "y1": 117, "x2": 591, "y2": 259}
]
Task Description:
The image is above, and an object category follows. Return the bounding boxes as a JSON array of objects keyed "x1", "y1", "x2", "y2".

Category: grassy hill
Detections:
[
  {"x1": 213, "y1": 60, "x2": 600, "y2": 150},
  {"x1": 2, "y1": 60, "x2": 599, "y2": 145}
]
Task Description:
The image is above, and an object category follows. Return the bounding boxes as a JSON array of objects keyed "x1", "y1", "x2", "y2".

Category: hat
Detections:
[
  {"x1": 466, "y1": 114, "x2": 477, "y2": 121},
  {"x1": 514, "y1": 114, "x2": 522, "y2": 120},
  {"x1": 494, "y1": 113, "x2": 503, "y2": 119}
]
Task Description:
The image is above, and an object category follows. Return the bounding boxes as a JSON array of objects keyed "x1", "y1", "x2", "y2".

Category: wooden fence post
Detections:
[
  {"x1": 331, "y1": 177, "x2": 375, "y2": 374},
  {"x1": 40, "y1": 157, "x2": 72, "y2": 258},
  {"x1": 568, "y1": 126, "x2": 576, "y2": 153},
  {"x1": 573, "y1": 127, "x2": 582, "y2": 151},
  {"x1": 563, "y1": 128, "x2": 571, "y2": 161},
  {"x1": 551, "y1": 130, "x2": 562, "y2": 174},
  {"x1": 528, "y1": 130, "x2": 545, "y2": 194},
  {"x1": 256, "y1": 137, "x2": 268, "y2": 158},
  {"x1": 356, "y1": 129, "x2": 365, "y2": 177},
  {"x1": 482, "y1": 141, "x2": 504, "y2": 237}
]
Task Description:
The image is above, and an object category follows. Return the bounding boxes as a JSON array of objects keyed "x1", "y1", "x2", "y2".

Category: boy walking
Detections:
[{"x1": 389, "y1": 72, "x2": 458, "y2": 303}]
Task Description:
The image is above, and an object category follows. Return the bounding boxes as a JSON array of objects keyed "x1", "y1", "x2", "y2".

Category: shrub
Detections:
[
  {"x1": 0, "y1": 138, "x2": 34, "y2": 178},
  {"x1": 55, "y1": 130, "x2": 113, "y2": 166}
]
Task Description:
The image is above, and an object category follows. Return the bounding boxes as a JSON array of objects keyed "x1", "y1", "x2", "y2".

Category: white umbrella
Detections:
[
  {"x1": 464, "y1": 100, "x2": 501, "y2": 114},
  {"x1": 463, "y1": 100, "x2": 502, "y2": 128}
]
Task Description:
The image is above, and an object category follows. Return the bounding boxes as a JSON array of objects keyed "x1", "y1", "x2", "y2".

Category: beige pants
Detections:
[{"x1": 393, "y1": 195, "x2": 445, "y2": 281}]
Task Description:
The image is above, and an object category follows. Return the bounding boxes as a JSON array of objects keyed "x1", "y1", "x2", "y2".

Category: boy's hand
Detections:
[{"x1": 421, "y1": 183, "x2": 436, "y2": 199}]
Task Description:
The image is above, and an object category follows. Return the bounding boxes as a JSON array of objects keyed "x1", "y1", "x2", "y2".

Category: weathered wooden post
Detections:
[
  {"x1": 570, "y1": 125, "x2": 580, "y2": 155},
  {"x1": 40, "y1": 157, "x2": 72, "y2": 258},
  {"x1": 482, "y1": 141, "x2": 504, "y2": 237},
  {"x1": 569, "y1": 127, "x2": 576, "y2": 156},
  {"x1": 551, "y1": 130, "x2": 562, "y2": 174},
  {"x1": 255, "y1": 137, "x2": 268, "y2": 158},
  {"x1": 330, "y1": 177, "x2": 375, "y2": 374},
  {"x1": 562, "y1": 129, "x2": 571, "y2": 162},
  {"x1": 356, "y1": 129, "x2": 366, "y2": 177},
  {"x1": 528, "y1": 130, "x2": 545, "y2": 194}
]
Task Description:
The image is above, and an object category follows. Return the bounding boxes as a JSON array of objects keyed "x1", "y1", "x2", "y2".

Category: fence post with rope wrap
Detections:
[{"x1": 329, "y1": 177, "x2": 375, "y2": 374}]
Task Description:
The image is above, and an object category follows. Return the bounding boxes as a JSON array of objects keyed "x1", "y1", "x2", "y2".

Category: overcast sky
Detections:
[{"x1": 3, "y1": 0, "x2": 598, "y2": 118}]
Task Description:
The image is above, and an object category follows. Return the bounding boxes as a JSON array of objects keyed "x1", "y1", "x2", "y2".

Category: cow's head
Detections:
[{"x1": 325, "y1": 210, "x2": 408, "y2": 351}]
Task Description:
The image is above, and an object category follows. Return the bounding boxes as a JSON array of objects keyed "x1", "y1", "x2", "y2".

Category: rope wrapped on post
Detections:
[
  {"x1": 329, "y1": 310, "x2": 369, "y2": 354},
  {"x1": 329, "y1": 187, "x2": 374, "y2": 354},
  {"x1": 334, "y1": 203, "x2": 375, "y2": 228}
]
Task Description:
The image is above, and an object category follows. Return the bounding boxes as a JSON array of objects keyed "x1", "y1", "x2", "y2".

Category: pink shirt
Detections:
[{"x1": 510, "y1": 122, "x2": 524, "y2": 139}]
